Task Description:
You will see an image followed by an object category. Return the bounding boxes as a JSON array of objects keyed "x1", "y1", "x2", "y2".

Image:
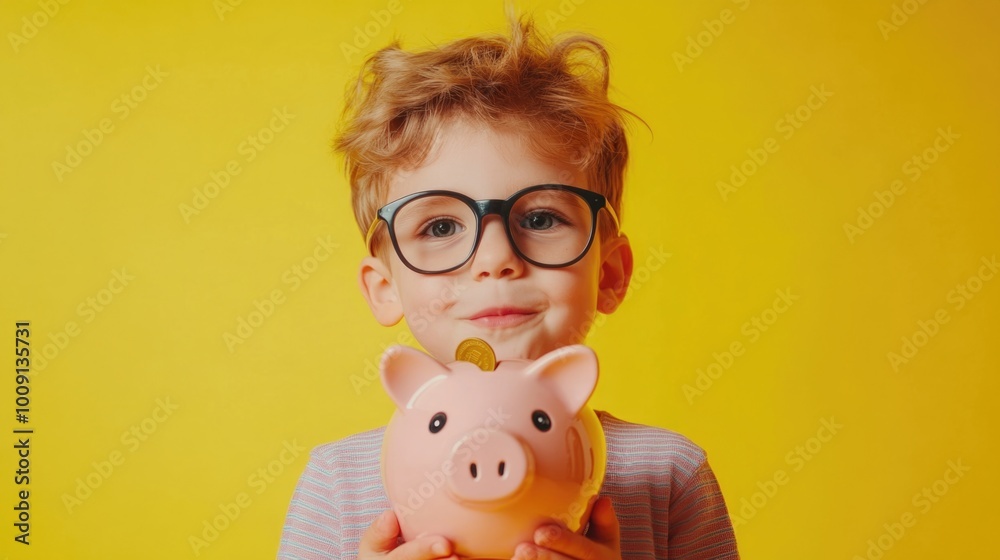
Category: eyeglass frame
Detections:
[{"x1": 364, "y1": 183, "x2": 622, "y2": 274}]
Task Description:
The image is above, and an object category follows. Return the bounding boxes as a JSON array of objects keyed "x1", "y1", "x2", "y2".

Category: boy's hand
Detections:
[
  {"x1": 511, "y1": 497, "x2": 621, "y2": 560},
  {"x1": 357, "y1": 510, "x2": 458, "y2": 560}
]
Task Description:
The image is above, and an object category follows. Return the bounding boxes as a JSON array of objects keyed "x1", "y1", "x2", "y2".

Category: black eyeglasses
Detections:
[{"x1": 364, "y1": 184, "x2": 621, "y2": 274}]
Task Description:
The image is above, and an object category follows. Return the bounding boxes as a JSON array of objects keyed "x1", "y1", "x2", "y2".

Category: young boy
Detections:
[{"x1": 279, "y1": 11, "x2": 739, "y2": 560}]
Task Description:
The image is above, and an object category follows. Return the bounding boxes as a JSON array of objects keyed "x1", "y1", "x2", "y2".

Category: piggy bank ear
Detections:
[
  {"x1": 523, "y1": 345, "x2": 599, "y2": 414},
  {"x1": 380, "y1": 345, "x2": 451, "y2": 409}
]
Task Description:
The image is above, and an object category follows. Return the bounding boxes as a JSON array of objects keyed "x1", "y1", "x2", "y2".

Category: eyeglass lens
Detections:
[{"x1": 391, "y1": 189, "x2": 595, "y2": 272}]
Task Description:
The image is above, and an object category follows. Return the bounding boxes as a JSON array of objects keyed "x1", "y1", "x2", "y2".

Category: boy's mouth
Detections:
[{"x1": 465, "y1": 307, "x2": 539, "y2": 328}]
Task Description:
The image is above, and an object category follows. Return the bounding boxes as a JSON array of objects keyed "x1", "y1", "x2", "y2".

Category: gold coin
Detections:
[{"x1": 455, "y1": 337, "x2": 497, "y2": 371}]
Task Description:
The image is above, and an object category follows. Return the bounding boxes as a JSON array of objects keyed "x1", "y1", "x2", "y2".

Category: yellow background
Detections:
[{"x1": 1, "y1": 0, "x2": 997, "y2": 558}]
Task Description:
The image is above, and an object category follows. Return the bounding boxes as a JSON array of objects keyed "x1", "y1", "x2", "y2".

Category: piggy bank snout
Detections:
[{"x1": 447, "y1": 430, "x2": 531, "y2": 506}]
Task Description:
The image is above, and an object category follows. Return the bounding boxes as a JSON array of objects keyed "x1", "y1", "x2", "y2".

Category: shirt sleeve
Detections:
[
  {"x1": 277, "y1": 452, "x2": 342, "y2": 559},
  {"x1": 666, "y1": 459, "x2": 740, "y2": 559}
]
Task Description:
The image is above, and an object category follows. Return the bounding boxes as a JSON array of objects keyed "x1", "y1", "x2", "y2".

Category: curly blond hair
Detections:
[{"x1": 333, "y1": 7, "x2": 642, "y2": 252}]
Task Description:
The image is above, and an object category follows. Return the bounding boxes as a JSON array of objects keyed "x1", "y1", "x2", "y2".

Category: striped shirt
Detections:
[{"x1": 278, "y1": 410, "x2": 739, "y2": 559}]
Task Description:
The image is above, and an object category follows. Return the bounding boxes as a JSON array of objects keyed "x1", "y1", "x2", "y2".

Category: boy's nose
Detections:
[{"x1": 469, "y1": 216, "x2": 524, "y2": 280}]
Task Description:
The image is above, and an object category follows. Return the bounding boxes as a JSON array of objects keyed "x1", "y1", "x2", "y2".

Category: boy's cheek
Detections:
[
  {"x1": 402, "y1": 324, "x2": 456, "y2": 364},
  {"x1": 407, "y1": 313, "x2": 429, "y2": 335}
]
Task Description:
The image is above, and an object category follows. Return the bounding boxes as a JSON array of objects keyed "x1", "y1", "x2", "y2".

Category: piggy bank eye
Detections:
[
  {"x1": 429, "y1": 412, "x2": 447, "y2": 433},
  {"x1": 531, "y1": 410, "x2": 551, "y2": 432}
]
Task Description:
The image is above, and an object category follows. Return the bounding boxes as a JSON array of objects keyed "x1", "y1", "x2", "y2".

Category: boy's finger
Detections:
[
  {"x1": 513, "y1": 542, "x2": 574, "y2": 560},
  {"x1": 357, "y1": 510, "x2": 453, "y2": 560},
  {"x1": 389, "y1": 536, "x2": 454, "y2": 560},
  {"x1": 358, "y1": 510, "x2": 401, "y2": 555},
  {"x1": 585, "y1": 497, "x2": 621, "y2": 549},
  {"x1": 531, "y1": 524, "x2": 602, "y2": 560}
]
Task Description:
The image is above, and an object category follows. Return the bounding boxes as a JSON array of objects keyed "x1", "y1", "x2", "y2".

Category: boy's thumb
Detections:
[
  {"x1": 586, "y1": 497, "x2": 621, "y2": 548},
  {"x1": 358, "y1": 510, "x2": 400, "y2": 554}
]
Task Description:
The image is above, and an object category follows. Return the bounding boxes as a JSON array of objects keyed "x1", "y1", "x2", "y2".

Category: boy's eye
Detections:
[
  {"x1": 420, "y1": 218, "x2": 464, "y2": 238},
  {"x1": 519, "y1": 210, "x2": 564, "y2": 231}
]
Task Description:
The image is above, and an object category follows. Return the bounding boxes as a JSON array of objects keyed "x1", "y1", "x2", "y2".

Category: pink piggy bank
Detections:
[{"x1": 379, "y1": 344, "x2": 606, "y2": 559}]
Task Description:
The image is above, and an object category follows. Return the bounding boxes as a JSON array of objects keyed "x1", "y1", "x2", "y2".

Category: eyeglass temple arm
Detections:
[
  {"x1": 602, "y1": 202, "x2": 622, "y2": 236},
  {"x1": 364, "y1": 217, "x2": 382, "y2": 255}
]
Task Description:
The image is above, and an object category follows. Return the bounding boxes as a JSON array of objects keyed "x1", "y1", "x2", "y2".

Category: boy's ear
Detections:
[
  {"x1": 597, "y1": 234, "x2": 633, "y2": 314},
  {"x1": 358, "y1": 256, "x2": 404, "y2": 326}
]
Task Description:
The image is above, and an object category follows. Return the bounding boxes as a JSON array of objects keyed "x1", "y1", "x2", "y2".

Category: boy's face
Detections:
[{"x1": 358, "y1": 118, "x2": 633, "y2": 363}]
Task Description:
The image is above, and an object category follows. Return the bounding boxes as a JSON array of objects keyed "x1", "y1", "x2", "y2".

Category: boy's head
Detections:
[{"x1": 333, "y1": 11, "x2": 638, "y2": 363}]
